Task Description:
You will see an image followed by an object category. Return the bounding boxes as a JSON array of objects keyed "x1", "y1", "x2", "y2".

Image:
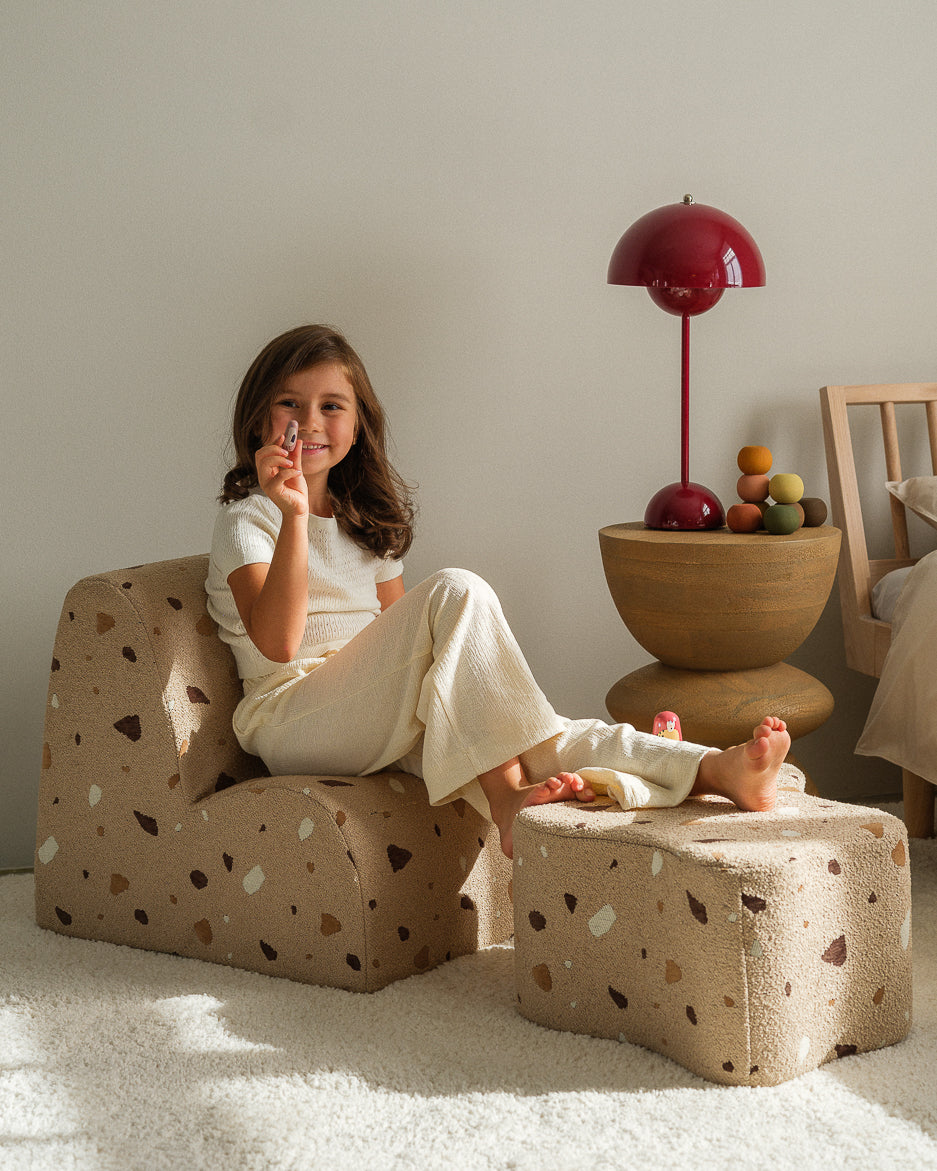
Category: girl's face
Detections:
[{"x1": 266, "y1": 363, "x2": 359, "y2": 488}]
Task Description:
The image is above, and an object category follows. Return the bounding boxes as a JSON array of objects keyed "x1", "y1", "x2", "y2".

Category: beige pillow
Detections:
[
  {"x1": 871, "y1": 565, "x2": 914, "y2": 622},
  {"x1": 886, "y1": 476, "x2": 937, "y2": 528}
]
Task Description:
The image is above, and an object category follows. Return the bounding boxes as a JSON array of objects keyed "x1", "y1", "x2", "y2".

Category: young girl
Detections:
[{"x1": 206, "y1": 324, "x2": 790, "y2": 858}]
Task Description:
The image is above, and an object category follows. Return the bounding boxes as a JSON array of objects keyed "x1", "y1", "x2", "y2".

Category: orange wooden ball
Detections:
[
  {"x1": 726, "y1": 502, "x2": 763, "y2": 533},
  {"x1": 737, "y1": 445, "x2": 773, "y2": 475},
  {"x1": 737, "y1": 473, "x2": 770, "y2": 503}
]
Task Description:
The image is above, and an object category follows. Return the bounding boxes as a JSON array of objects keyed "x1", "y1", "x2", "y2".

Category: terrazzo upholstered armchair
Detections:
[{"x1": 35, "y1": 554, "x2": 512, "y2": 991}]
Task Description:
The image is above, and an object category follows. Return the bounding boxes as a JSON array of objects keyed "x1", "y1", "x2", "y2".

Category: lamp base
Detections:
[{"x1": 644, "y1": 482, "x2": 725, "y2": 531}]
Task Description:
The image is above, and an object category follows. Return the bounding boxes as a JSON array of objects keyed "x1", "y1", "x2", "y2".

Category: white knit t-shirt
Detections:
[{"x1": 206, "y1": 491, "x2": 403, "y2": 686}]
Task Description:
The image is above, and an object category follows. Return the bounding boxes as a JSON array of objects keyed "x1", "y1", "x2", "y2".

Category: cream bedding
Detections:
[{"x1": 857, "y1": 548, "x2": 937, "y2": 784}]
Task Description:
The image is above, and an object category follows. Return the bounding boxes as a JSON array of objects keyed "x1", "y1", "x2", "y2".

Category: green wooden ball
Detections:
[{"x1": 764, "y1": 503, "x2": 803, "y2": 534}]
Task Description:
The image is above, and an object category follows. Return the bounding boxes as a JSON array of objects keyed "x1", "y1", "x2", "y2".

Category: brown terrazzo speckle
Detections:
[
  {"x1": 822, "y1": 936, "x2": 847, "y2": 966},
  {"x1": 387, "y1": 844, "x2": 412, "y2": 872},
  {"x1": 114, "y1": 715, "x2": 142, "y2": 742},
  {"x1": 133, "y1": 811, "x2": 158, "y2": 836},
  {"x1": 686, "y1": 891, "x2": 708, "y2": 924}
]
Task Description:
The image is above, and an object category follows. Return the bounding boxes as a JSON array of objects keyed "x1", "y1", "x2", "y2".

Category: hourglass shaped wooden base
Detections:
[{"x1": 599, "y1": 524, "x2": 841, "y2": 766}]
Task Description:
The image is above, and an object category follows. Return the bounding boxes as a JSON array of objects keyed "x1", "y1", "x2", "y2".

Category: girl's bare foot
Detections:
[
  {"x1": 478, "y1": 761, "x2": 595, "y2": 859},
  {"x1": 691, "y1": 716, "x2": 790, "y2": 812}
]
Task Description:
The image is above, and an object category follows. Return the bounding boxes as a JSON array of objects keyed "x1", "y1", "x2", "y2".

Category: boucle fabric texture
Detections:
[
  {"x1": 35, "y1": 555, "x2": 511, "y2": 991},
  {"x1": 513, "y1": 778, "x2": 912, "y2": 1086},
  {"x1": 205, "y1": 492, "x2": 403, "y2": 685}
]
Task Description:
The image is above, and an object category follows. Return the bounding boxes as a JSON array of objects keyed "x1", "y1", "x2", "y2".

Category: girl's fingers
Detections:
[
  {"x1": 259, "y1": 452, "x2": 288, "y2": 474},
  {"x1": 258, "y1": 439, "x2": 304, "y2": 479},
  {"x1": 257, "y1": 439, "x2": 290, "y2": 467},
  {"x1": 254, "y1": 437, "x2": 308, "y2": 512}
]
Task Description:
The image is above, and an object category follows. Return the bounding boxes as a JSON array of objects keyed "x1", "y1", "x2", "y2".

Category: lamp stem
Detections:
[{"x1": 680, "y1": 311, "x2": 690, "y2": 487}]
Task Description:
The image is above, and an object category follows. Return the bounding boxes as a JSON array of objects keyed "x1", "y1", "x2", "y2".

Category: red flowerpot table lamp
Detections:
[
  {"x1": 600, "y1": 197, "x2": 840, "y2": 779},
  {"x1": 607, "y1": 195, "x2": 766, "y2": 530}
]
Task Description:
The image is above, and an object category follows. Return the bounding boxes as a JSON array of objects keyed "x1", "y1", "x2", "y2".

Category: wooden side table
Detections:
[{"x1": 599, "y1": 524, "x2": 841, "y2": 756}]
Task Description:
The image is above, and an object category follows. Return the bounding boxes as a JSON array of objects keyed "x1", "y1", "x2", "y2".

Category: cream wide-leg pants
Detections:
[{"x1": 234, "y1": 568, "x2": 711, "y2": 820}]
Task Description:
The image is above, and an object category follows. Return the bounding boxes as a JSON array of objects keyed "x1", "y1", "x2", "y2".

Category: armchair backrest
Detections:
[{"x1": 42, "y1": 554, "x2": 267, "y2": 811}]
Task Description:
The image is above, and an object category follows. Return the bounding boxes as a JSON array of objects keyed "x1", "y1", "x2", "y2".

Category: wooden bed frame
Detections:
[{"x1": 820, "y1": 382, "x2": 937, "y2": 837}]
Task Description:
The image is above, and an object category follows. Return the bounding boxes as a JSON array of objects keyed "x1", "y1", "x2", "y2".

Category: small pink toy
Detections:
[{"x1": 653, "y1": 710, "x2": 682, "y2": 740}]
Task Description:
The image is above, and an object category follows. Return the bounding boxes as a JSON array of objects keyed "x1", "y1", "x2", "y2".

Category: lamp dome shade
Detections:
[{"x1": 608, "y1": 199, "x2": 765, "y2": 292}]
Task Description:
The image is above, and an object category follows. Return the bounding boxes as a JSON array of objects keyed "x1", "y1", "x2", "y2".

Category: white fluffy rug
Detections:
[{"x1": 3, "y1": 815, "x2": 937, "y2": 1171}]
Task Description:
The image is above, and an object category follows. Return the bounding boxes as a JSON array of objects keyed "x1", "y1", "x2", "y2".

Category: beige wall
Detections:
[{"x1": 4, "y1": 1, "x2": 935, "y2": 866}]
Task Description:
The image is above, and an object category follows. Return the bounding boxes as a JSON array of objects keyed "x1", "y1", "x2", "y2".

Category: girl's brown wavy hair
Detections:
[{"x1": 220, "y1": 324, "x2": 415, "y2": 560}]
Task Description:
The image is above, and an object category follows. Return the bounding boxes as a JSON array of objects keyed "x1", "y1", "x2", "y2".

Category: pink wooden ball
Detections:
[
  {"x1": 726, "y1": 502, "x2": 763, "y2": 533},
  {"x1": 737, "y1": 473, "x2": 770, "y2": 503}
]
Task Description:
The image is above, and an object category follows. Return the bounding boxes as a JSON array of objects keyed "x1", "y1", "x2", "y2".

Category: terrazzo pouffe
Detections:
[
  {"x1": 513, "y1": 771, "x2": 912, "y2": 1086},
  {"x1": 35, "y1": 555, "x2": 512, "y2": 992}
]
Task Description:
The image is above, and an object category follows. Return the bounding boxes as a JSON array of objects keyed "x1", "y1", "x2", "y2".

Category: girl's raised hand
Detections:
[{"x1": 255, "y1": 423, "x2": 309, "y2": 517}]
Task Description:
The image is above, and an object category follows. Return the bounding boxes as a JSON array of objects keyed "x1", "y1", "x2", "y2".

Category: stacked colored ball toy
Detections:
[
  {"x1": 727, "y1": 445, "x2": 828, "y2": 534},
  {"x1": 729, "y1": 445, "x2": 772, "y2": 532},
  {"x1": 765, "y1": 473, "x2": 804, "y2": 534}
]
